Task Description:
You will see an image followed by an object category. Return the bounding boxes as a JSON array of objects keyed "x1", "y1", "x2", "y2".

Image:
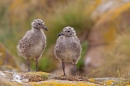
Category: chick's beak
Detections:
[
  {"x1": 42, "y1": 25, "x2": 48, "y2": 31},
  {"x1": 58, "y1": 33, "x2": 61, "y2": 36},
  {"x1": 57, "y1": 32, "x2": 63, "y2": 36}
]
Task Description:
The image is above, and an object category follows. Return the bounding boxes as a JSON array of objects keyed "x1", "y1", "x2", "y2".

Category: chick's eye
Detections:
[
  {"x1": 38, "y1": 23, "x2": 40, "y2": 25},
  {"x1": 67, "y1": 31, "x2": 70, "y2": 32}
]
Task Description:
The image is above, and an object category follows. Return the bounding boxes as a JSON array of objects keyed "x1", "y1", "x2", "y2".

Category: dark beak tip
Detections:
[
  {"x1": 44, "y1": 28, "x2": 48, "y2": 31},
  {"x1": 57, "y1": 34, "x2": 61, "y2": 37}
]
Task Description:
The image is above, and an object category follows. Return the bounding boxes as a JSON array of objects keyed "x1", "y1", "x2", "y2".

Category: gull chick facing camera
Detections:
[{"x1": 54, "y1": 26, "x2": 82, "y2": 76}]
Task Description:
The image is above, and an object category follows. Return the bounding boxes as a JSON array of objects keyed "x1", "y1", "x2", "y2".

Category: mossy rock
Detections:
[
  {"x1": 0, "y1": 71, "x2": 130, "y2": 86},
  {"x1": 85, "y1": 2, "x2": 130, "y2": 72},
  {"x1": 88, "y1": 2, "x2": 130, "y2": 46}
]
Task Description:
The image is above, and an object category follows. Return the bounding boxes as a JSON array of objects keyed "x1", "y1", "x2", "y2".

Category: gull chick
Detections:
[
  {"x1": 54, "y1": 26, "x2": 82, "y2": 76},
  {"x1": 17, "y1": 19, "x2": 48, "y2": 71}
]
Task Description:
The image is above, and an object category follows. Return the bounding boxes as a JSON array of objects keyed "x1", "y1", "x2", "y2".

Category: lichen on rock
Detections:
[{"x1": 0, "y1": 71, "x2": 129, "y2": 86}]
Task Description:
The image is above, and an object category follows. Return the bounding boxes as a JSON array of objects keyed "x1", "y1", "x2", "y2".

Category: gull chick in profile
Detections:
[
  {"x1": 17, "y1": 19, "x2": 48, "y2": 72},
  {"x1": 54, "y1": 26, "x2": 82, "y2": 76}
]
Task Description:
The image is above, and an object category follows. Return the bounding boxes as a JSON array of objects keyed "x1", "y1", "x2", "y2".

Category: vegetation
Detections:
[
  {"x1": 87, "y1": 33, "x2": 130, "y2": 79},
  {"x1": 1, "y1": 0, "x2": 130, "y2": 82},
  {"x1": 0, "y1": 0, "x2": 93, "y2": 71}
]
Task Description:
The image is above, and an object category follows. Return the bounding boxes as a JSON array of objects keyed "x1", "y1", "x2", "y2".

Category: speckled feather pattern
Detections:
[
  {"x1": 17, "y1": 19, "x2": 47, "y2": 60},
  {"x1": 54, "y1": 27, "x2": 82, "y2": 64}
]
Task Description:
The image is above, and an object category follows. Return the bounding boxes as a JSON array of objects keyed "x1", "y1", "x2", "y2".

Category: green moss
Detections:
[{"x1": 42, "y1": 74, "x2": 48, "y2": 79}]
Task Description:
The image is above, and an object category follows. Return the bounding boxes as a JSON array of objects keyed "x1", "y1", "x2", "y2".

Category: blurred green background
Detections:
[
  {"x1": 1, "y1": 0, "x2": 130, "y2": 78},
  {"x1": 0, "y1": 0, "x2": 91, "y2": 72}
]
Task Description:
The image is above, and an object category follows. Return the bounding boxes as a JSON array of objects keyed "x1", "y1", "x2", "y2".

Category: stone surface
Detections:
[
  {"x1": 92, "y1": 0, "x2": 130, "y2": 20},
  {"x1": 0, "y1": 71, "x2": 129, "y2": 86},
  {"x1": 85, "y1": 1, "x2": 130, "y2": 68}
]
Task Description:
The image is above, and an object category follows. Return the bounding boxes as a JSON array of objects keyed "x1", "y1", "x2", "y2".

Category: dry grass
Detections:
[{"x1": 87, "y1": 33, "x2": 130, "y2": 79}]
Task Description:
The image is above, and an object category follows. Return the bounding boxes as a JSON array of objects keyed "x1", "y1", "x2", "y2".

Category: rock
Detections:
[
  {"x1": 85, "y1": 2, "x2": 130, "y2": 68},
  {"x1": 84, "y1": 46, "x2": 104, "y2": 68},
  {"x1": 92, "y1": 0, "x2": 130, "y2": 20}
]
